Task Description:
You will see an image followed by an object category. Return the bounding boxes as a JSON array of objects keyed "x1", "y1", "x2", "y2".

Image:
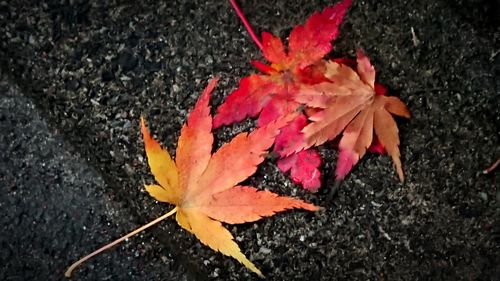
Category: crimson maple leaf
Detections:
[{"x1": 214, "y1": 0, "x2": 353, "y2": 191}]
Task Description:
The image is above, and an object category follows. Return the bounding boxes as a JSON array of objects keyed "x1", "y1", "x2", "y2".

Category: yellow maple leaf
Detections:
[{"x1": 65, "y1": 79, "x2": 318, "y2": 278}]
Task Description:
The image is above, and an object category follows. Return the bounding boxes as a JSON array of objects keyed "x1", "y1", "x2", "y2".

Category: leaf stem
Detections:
[
  {"x1": 483, "y1": 158, "x2": 500, "y2": 174},
  {"x1": 229, "y1": 0, "x2": 263, "y2": 51},
  {"x1": 65, "y1": 207, "x2": 178, "y2": 278}
]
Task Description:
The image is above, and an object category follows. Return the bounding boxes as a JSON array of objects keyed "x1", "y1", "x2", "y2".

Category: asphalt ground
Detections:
[{"x1": 1, "y1": 0, "x2": 499, "y2": 280}]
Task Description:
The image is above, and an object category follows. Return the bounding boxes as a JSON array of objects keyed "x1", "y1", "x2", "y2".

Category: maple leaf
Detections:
[
  {"x1": 277, "y1": 150, "x2": 321, "y2": 191},
  {"x1": 213, "y1": 0, "x2": 352, "y2": 190},
  {"x1": 295, "y1": 52, "x2": 411, "y2": 181},
  {"x1": 213, "y1": 0, "x2": 352, "y2": 128},
  {"x1": 274, "y1": 114, "x2": 321, "y2": 191},
  {"x1": 65, "y1": 79, "x2": 318, "y2": 278}
]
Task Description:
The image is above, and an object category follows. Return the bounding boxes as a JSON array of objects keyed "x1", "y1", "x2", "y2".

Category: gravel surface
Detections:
[{"x1": 1, "y1": 0, "x2": 499, "y2": 280}]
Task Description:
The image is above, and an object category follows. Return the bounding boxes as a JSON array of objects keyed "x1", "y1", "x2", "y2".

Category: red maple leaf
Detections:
[
  {"x1": 275, "y1": 114, "x2": 322, "y2": 191},
  {"x1": 214, "y1": 0, "x2": 352, "y2": 191},
  {"x1": 214, "y1": 0, "x2": 352, "y2": 127}
]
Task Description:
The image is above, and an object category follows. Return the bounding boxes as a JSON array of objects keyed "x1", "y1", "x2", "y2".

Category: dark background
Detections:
[{"x1": 1, "y1": 0, "x2": 499, "y2": 280}]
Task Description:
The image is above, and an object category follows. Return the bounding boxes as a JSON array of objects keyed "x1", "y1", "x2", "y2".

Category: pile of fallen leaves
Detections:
[{"x1": 66, "y1": 0, "x2": 410, "y2": 278}]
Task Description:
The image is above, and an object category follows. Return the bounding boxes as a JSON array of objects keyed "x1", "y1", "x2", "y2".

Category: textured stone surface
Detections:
[{"x1": 0, "y1": 0, "x2": 499, "y2": 280}]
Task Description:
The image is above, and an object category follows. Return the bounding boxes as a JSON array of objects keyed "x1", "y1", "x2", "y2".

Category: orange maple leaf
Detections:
[
  {"x1": 294, "y1": 52, "x2": 411, "y2": 181},
  {"x1": 65, "y1": 79, "x2": 318, "y2": 278}
]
